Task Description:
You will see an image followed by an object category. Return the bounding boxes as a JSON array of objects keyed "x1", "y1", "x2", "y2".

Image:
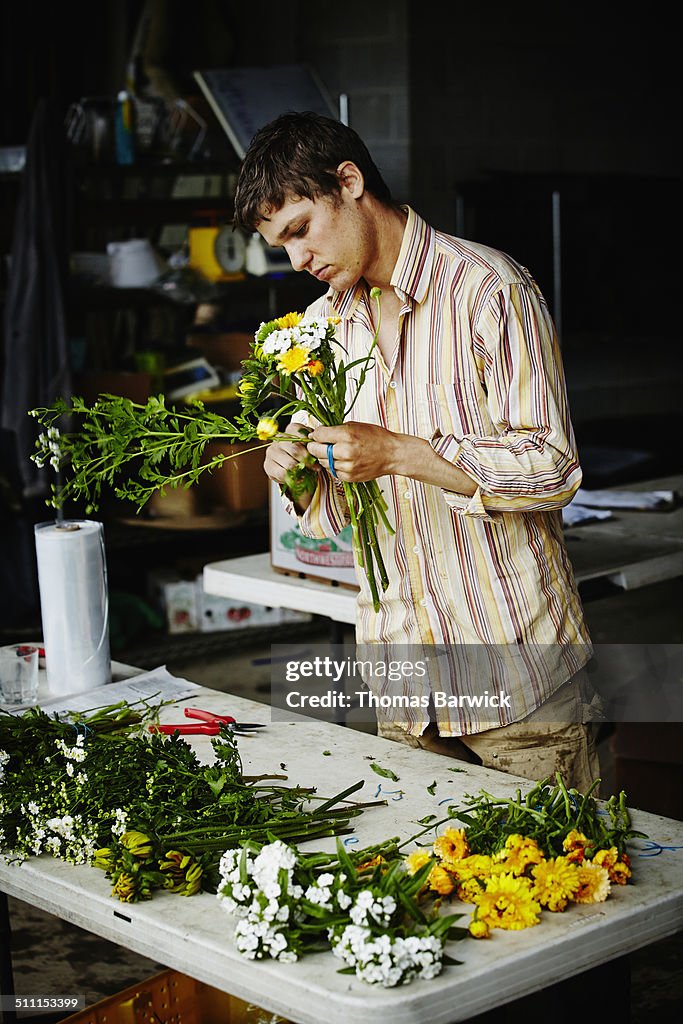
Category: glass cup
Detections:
[{"x1": 0, "y1": 644, "x2": 40, "y2": 706}]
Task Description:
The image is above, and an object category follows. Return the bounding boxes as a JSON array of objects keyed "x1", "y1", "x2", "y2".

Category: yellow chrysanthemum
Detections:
[
  {"x1": 405, "y1": 850, "x2": 431, "y2": 875},
  {"x1": 277, "y1": 344, "x2": 312, "y2": 375},
  {"x1": 275, "y1": 311, "x2": 303, "y2": 329},
  {"x1": 433, "y1": 827, "x2": 470, "y2": 868},
  {"x1": 452, "y1": 853, "x2": 494, "y2": 881},
  {"x1": 593, "y1": 847, "x2": 632, "y2": 885},
  {"x1": 496, "y1": 834, "x2": 545, "y2": 875},
  {"x1": 573, "y1": 863, "x2": 611, "y2": 904},
  {"x1": 468, "y1": 918, "x2": 490, "y2": 939},
  {"x1": 305, "y1": 359, "x2": 325, "y2": 377},
  {"x1": 475, "y1": 873, "x2": 541, "y2": 931},
  {"x1": 531, "y1": 857, "x2": 580, "y2": 911},
  {"x1": 256, "y1": 416, "x2": 279, "y2": 440},
  {"x1": 328, "y1": 315, "x2": 341, "y2": 325},
  {"x1": 429, "y1": 864, "x2": 456, "y2": 896},
  {"x1": 457, "y1": 877, "x2": 485, "y2": 903}
]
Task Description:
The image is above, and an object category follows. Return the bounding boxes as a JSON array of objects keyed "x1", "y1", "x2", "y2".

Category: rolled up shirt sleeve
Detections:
[{"x1": 430, "y1": 280, "x2": 582, "y2": 514}]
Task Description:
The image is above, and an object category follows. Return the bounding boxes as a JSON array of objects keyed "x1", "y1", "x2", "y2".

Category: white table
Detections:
[
  {"x1": 204, "y1": 484, "x2": 683, "y2": 625},
  {"x1": 2, "y1": 682, "x2": 682, "y2": 1024}
]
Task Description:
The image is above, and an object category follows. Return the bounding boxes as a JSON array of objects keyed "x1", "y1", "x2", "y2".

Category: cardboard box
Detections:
[
  {"x1": 196, "y1": 577, "x2": 311, "y2": 632},
  {"x1": 198, "y1": 442, "x2": 268, "y2": 513},
  {"x1": 269, "y1": 481, "x2": 359, "y2": 590},
  {"x1": 147, "y1": 568, "x2": 199, "y2": 634}
]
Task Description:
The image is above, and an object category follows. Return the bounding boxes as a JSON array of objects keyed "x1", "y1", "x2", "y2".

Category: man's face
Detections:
[{"x1": 256, "y1": 190, "x2": 371, "y2": 292}]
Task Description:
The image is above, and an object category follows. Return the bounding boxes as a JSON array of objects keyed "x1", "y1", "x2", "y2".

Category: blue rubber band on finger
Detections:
[{"x1": 327, "y1": 443, "x2": 337, "y2": 478}]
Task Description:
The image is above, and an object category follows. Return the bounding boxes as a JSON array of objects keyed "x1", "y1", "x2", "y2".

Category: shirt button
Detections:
[
  {"x1": 404, "y1": 490, "x2": 411, "y2": 499},
  {"x1": 389, "y1": 381, "x2": 397, "y2": 389},
  {"x1": 412, "y1": 545, "x2": 420, "y2": 554},
  {"x1": 419, "y1": 598, "x2": 428, "y2": 607}
]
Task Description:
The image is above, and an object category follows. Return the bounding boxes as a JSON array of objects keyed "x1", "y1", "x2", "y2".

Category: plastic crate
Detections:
[{"x1": 63, "y1": 969, "x2": 293, "y2": 1024}]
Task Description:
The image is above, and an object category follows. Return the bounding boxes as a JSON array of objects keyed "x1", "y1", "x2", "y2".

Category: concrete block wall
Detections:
[{"x1": 300, "y1": 1, "x2": 410, "y2": 201}]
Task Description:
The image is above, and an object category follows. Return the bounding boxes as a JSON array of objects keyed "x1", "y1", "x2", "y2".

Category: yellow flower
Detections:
[
  {"x1": 120, "y1": 830, "x2": 153, "y2": 858},
  {"x1": 457, "y1": 877, "x2": 485, "y2": 903},
  {"x1": 357, "y1": 854, "x2": 386, "y2": 871},
  {"x1": 305, "y1": 359, "x2": 325, "y2": 377},
  {"x1": 238, "y1": 378, "x2": 255, "y2": 395},
  {"x1": 573, "y1": 863, "x2": 611, "y2": 904},
  {"x1": 468, "y1": 917, "x2": 490, "y2": 939},
  {"x1": 563, "y1": 830, "x2": 589, "y2": 852},
  {"x1": 496, "y1": 834, "x2": 545, "y2": 875},
  {"x1": 112, "y1": 871, "x2": 138, "y2": 902},
  {"x1": 275, "y1": 311, "x2": 303, "y2": 329},
  {"x1": 328, "y1": 315, "x2": 341, "y2": 325},
  {"x1": 277, "y1": 344, "x2": 312, "y2": 375},
  {"x1": 452, "y1": 853, "x2": 494, "y2": 881},
  {"x1": 429, "y1": 864, "x2": 456, "y2": 896},
  {"x1": 92, "y1": 847, "x2": 113, "y2": 871},
  {"x1": 562, "y1": 830, "x2": 590, "y2": 864},
  {"x1": 405, "y1": 850, "x2": 431, "y2": 875},
  {"x1": 475, "y1": 873, "x2": 541, "y2": 931},
  {"x1": 531, "y1": 857, "x2": 580, "y2": 911},
  {"x1": 256, "y1": 417, "x2": 279, "y2": 440},
  {"x1": 593, "y1": 847, "x2": 632, "y2": 885},
  {"x1": 433, "y1": 827, "x2": 470, "y2": 868}
]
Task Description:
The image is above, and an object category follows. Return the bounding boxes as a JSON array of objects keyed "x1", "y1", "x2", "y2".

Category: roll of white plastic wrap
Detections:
[{"x1": 34, "y1": 520, "x2": 112, "y2": 695}]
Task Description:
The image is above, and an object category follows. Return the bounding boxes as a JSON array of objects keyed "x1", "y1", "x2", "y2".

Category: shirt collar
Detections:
[
  {"x1": 326, "y1": 206, "x2": 435, "y2": 320},
  {"x1": 390, "y1": 206, "x2": 434, "y2": 304}
]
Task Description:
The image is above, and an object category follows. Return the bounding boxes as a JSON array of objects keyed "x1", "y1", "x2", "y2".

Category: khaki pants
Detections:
[{"x1": 377, "y1": 674, "x2": 602, "y2": 793}]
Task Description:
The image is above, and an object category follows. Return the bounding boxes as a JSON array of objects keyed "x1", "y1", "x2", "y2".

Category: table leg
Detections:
[{"x1": 0, "y1": 889, "x2": 17, "y2": 1024}]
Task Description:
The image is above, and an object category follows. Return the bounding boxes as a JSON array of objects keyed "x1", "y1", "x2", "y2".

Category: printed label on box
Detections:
[{"x1": 269, "y1": 482, "x2": 359, "y2": 588}]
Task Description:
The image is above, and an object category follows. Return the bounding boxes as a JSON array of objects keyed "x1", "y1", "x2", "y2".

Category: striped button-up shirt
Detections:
[{"x1": 285, "y1": 206, "x2": 591, "y2": 735}]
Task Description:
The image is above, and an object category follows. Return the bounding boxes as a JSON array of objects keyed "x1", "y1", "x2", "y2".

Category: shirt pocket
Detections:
[{"x1": 416, "y1": 380, "x2": 489, "y2": 439}]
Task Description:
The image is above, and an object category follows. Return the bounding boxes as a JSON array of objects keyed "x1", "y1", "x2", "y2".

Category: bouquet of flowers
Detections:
[
  {"x1": 30, "y1": 289, "x2": 393, "y2": 610},
  {"x1": 407, "y1": 775, "x2": 641, "y2": 940},
  {"x1": 216, "y1": 835, "x2": 465, "y2": 986}
]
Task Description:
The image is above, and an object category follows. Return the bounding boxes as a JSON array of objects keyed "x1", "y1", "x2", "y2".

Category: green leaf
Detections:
[
  {"x1": 370, "y1": 763, "x2": 399, "y2": 782},
  {"x1": 427, "y1": 780, "x2": 438, "y2": 795}
]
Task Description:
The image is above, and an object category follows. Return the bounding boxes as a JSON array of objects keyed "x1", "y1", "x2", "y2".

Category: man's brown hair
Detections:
[{"x1": 233, "y1": 111, "x2": 394, "y2": 232}]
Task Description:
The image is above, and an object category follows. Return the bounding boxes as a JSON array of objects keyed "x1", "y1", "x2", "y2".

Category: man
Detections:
[{"x1": 233, "y1": 112, "x2": 600, "y2": 790}]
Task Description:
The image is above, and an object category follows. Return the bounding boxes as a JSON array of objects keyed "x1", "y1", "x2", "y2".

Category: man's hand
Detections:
[
  {"x1": 308, "y1": 421, "x2": 478, "y2": 496},
  {"x1": 307, "y1": 423, "x2": 402, "y2": 481},
  {"x1": 264, "y1": 422, "x2": 319, "y2": 511}
]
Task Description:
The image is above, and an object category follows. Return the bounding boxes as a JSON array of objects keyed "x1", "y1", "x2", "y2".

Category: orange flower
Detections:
[
  {"x1": 433, "y1": 827, "x2": 470, "y2": 868},
  {"x1": 573, "y1": 863, "x2": 611, "y2": 903},
  {"x1": 305, "y1": 359, "x2": 325, "y2": 377},
  {"x1": 594, "y1": 847, "x2": 632, "y2": 885},
  {"x1": 429, "y1": 864, "x2": 456, "y2": 896}
]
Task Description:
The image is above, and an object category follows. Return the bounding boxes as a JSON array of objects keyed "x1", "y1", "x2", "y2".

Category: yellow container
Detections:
[
  {"x1": 188, "y1": 227, "x2": 244, "y2": 282},
  {"x1": 63, "y1": 968, "x2": 293, "y2": 1024}
]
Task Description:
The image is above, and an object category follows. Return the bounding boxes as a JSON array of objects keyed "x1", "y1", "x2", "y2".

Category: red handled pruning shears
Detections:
[{"x1": 149, "y1": 707, "x2": 266, "y2": 737}]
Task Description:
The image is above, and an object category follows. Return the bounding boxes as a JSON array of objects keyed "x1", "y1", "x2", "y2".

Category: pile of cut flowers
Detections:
[
  {"x1": 404, "y1": 775, "x2": 643, "y2": 939},
  {"x1": 0, "y1": 702, "x2": 372, "y2": 901}
]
